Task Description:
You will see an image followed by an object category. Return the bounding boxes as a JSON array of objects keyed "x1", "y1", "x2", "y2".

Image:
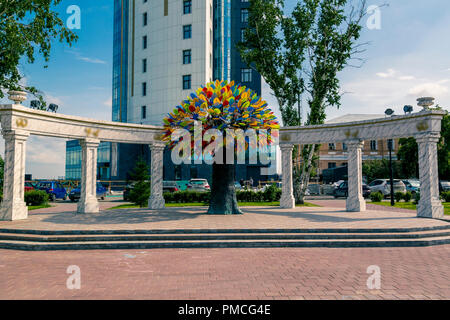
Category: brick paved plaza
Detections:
[
  {"x1": 1, "y1": 246, "x2": 449, "y2": 300},
  {"x1": 0, "y1": 200, "x2": 449, "y2": 300}
]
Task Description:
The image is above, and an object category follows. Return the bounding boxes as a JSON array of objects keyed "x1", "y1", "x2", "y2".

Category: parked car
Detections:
[
  {"x1": 36, "y1": 181, "x2": 67, "y2": 201},
  {"x1": 24, "y1": 181, "x2": 35, "y2": 192},
  {"x1": 439, "y1": 181, "x2": 450, "y2": 192},
  {"x1": 123, "y1": 183, "x2": 134, "y2": 201},
  {"x1": 187, "y1": 179, "x2": 210, "y2": 192},
  {"x1": 368, "y1": 179, "x2": 406, "y2": 197},
  {"x1": 69, "y1": 183, "x2": 108, "y2": 202},
  {"x1": 163, "y1": 181, "x2": 179, "y2": 193},
  {"x1": 333, "y1": 181, "x2": 371, "y2": 198},
  {"x1": 402, "y1": 179, "x2": 420, "y2": 194}
]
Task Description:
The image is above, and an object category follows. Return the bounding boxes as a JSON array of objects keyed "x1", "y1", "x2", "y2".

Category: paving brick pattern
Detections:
[
  {"x1": 0, "y1": 246, "x2": 449, "y2": 300},
  {"x1": 1, "y1": 200, "x2": 448, "y2": 232}
]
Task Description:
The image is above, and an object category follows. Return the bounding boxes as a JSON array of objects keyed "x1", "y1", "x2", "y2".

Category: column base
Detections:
[
  {"x1": 280, "y1": 195, "x2": 295, "y2": 209},
  {"x1": 77, "y1": 197, "x2": 99, "y2": 214},
  {"x1": 0, "y1": 200, "x2": 28, "y2": 221},
  {"x1": 149, "y1": 195, "x2": 165, "y2": 209},
  {"x1": 346, "y1": 196, "x2": 366, "y2": 212},
  {"x1": 417, "y1": 199, "x2": 444, "y2": 219}
]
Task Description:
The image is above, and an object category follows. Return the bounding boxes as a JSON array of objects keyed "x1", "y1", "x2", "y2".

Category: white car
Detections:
[
  {"x1": 368, "y1": 179, "x2": 406, "y2": 197},
  {"x1": 187, "y1": 179, "x2": 210, "y2": 192}
]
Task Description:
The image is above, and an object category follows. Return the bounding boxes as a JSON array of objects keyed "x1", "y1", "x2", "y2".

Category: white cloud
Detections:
[
  {"x1": 78, "y1": 56, "x2": 107, "y2": 65},
  {"x1": 45, "y1": 94, "x2": 63, "y2": 106},
  {"x1": 376, "y1": 68, "x2": 396, "y2": 78},
  {"x1": 65, "y1": 50, "x2": 107, "y2": 65},
  {"x1": 103, "y1": 96, "x2": 112, "y2": 107},
  {"x1": 408, "y1": 81, "x2": 449, "y2": 97},
  {"x1": 398, "y1": 76, "x2": 415, "y2": 81}
]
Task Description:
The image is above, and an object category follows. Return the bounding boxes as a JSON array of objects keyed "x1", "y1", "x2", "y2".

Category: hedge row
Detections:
[
  {"x1": 163, "y1": 186, "x2": 282, "y2": 204},
  {"x1": 24, "y1": 190, "x2": 49, "y2": 206}
]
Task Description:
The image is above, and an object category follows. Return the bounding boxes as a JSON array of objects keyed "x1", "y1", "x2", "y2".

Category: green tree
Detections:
[
  {"x1": 397, "y1": 137, "x2": 418, "y2": 178},
  {"x1": 362, "y1": 159, "x2": 401, "y2": 183},
  {"x1": 128, "y1": 157, "x2": 151, "y2": 208},
  {"x1": 438, "y1": 112, "x2": 450, "y2": 179},
  {"x1": 397, "y1": 112, "x2": 449, "y2": 179},
  {"x1": 238, "y1": 0, "x2": 367, "y2": 203},
  {"x1": 0, "y1": 0, "x2": 77, "y2": 106}
]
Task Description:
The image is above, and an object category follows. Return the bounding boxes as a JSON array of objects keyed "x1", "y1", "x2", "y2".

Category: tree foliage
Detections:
[
  {"x1": 238, "y1": 0, "x2": 367, "y2": 203},
  {"x1": 128, "y1": 157, "x2": 150, "y2": 208},
  {"x1": 397, "y1": 112, "x2": 449, "y2": 179},
  {"x1": 0, "y1": 0, "x2": 77, "y2": 105},
  {"x1": 397, "y1": 137, "x2": 418, "y2": 178},
  {"x1": 362, "y1": 159, "x2": 401, "y2": 184}
]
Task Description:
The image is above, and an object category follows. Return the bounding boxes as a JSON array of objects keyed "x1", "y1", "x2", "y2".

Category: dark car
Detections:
[
  {"x1": 333, "y1": 181, "x2": 371, "y2": 198},
  {"x1": 163, "y1": 181, "x2": 179, "y2": 193},
  {"x1": 69, "y1": 183, "x2": 108, "y2": 202},
  {"x1": 36, "y1": 181, "x2": 67, "y2": 201}
]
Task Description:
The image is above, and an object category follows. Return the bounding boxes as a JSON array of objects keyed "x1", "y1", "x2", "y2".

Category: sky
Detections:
[{"x1": 1, "y1": 0, "x2": 449, "y2": 179}]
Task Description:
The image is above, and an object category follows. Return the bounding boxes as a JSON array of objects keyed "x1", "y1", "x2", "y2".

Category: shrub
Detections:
[
  {"x1": 163, "y1": 188, "x2": 282, "y2": 204},
  {"x1": 24, "y1": 190, "x2": 49, "y2": 206},
  {"x1": 413, "y1": 192, "x2": 420, "y2": 205},
  {"x1": 165, "y1": 191, "x2": 210, "y2": 204},
  {"x1": 403, "y1": 191, "x2": 412, "y2": 203},
  {"x1": 263, "y1": 184, "x2": 280, "y2": 202},
  {"x1": 441, "y1": 191, "x2": 450, "y2": 203},
  {"x1": 370, "y1": 191, "x2": 383, "y2": 202},
  {"x1": 394, "y1": 192, "x2": 404, "y2": 203}
]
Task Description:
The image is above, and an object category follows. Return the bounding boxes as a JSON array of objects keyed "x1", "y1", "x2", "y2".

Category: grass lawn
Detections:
[
  {"x1": 108, "y1": 201, "x2": 320, "y2": 210},
  {"x1": 370, "y1": 201, "x2": 450, "y2": 215},
  {"x1": 28, "y1": 204, "x2": 52, "y2": 211}
]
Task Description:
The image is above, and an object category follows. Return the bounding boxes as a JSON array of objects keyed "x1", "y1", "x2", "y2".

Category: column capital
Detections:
[
  {"x1": 79, "y1": 138, "x2": 100, "y2": 148},
  {"x1": 150, "y1": 142, "x2": 166, "y2": 151},
  {"x1": 1, "y1": 129, "x2": 29, "y2": 141},
  {"x1": 279, "y1": 144, "x2": 294, "y2": 151},
  {"x1": 345, "y1": 139, "x2": 364, "y2": 149},
  {"x1": 414, "y1": 132, "x2": 440, "y2": 144}
]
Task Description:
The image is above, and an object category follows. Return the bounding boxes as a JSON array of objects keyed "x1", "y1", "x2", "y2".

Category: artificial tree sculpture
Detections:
[{"x1": 162, "y1": 80, "x2": 279, "y2": 214}]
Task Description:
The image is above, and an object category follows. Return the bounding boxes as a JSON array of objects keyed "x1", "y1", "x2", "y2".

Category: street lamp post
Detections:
[{"x1": 388, "y1": 139, "x2": 395, "y2": 206}]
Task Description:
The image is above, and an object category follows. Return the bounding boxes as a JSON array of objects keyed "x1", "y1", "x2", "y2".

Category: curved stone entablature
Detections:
[
  {"x1": 279, "y1": 109, "x2": 445, "y2": 145},
  {"x1": 0, "y1": 104, "x2": 446, "y2": 221},
  {"x1": 0, "y1": 104, "x2": 165, "y2": 144}
]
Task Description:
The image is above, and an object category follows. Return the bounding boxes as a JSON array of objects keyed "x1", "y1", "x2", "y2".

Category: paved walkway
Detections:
[
  {"x1": 1, "y1": 200, "x2": 448, "y2": 232},
  {"x1": 1, "y1": 200, "x2": 449, "y2": 300},
  {"x1": 1, "y1": 246, "x2": 449, "y2": 299}
]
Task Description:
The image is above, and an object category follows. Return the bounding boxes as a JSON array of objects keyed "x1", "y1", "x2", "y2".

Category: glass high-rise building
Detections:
[{"x1": 66, "y1": 0, "x2": 275, "y2": 183}]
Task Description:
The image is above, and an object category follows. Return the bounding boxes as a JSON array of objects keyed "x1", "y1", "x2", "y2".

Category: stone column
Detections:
[
  {"x1": 0, "y1": 130, "x2": 29, "y2": 221},
  {"x1": 416, "y1": 133, "x2": 444, "y2": 218},
  {"x1": 77, "y1": 138, "x2": 100, "y2": 214},
  {"x1": 280, "y1": 144, "x2": 295, "y2": 209},
  {"x1": 346, "y1": 140, "x2": 366, "y2": 212},
  {"x1": 148, "y1": 143, "x2": 165, "y2": 209}
]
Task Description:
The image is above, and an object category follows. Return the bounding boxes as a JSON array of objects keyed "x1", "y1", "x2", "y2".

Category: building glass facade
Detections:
[
  {"x1": 213, "y1": 0, "x2": 231, "y2": 81},
  {"x1": 65, "y1": 0, "x2": 272, "y2": 184},
  {"x1": 65, "y1": 140, "x2": 112, "y2": 180},
  {"x1": 112, "y1": 0, "x2": 129, "y2": 122}
]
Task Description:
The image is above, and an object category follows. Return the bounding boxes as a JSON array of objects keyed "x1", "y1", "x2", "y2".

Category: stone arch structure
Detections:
[
  {"x1": 0, "y1": 102, "x2": 446, "y2": 220},
  {"x1": 0, "y1": 104, "x2": 165, "y2": 221},
  {"x1": 279, "y1": 109, "x2": 446, "y2": 218}
]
